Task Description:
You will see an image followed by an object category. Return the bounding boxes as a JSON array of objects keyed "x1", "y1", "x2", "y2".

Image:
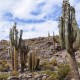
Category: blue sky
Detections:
[{"x1": 0, "y1": 0, "x2": 80, "y2": 40}]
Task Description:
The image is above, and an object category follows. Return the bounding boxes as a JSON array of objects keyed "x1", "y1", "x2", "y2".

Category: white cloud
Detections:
[
  {"x1": 21, "y1": 20, "x2": 58, "y2": 39},
  {"x1": 0, "y1": 0, "x2": 80, "y2": 40},
  {"x1": 0, "y1": 20, "x2": 58, "y2": 40}
]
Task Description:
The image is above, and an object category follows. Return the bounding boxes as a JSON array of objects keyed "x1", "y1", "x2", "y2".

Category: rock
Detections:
[
  {"x1": 19, "y1": 73, "x2": 26, "y2": 79},
  {"x1": 42, "y1": 74, "x2": 48, "y2": 80},
  {"x1": 42, "y1": 76, "x2": 47, "y2": 80},
  {"x1": 7, "y1": 76, "x2": 19, "y2": 80},
  {"x1": 34, "y1": 74, "x2": 43, "y2": 80},
  {"x1": 71, "y1": 79, "x2": 75, "y2": 80},
  {"x1": 28, "y1": 78, "x2": 35, "y2": 80},
  {"x1": 34, "y1": 74, "x2": 40, "y2": 78},
  {"x1": 37, "y1": 78, "x2": 42, "y2": 80},
  {"x1": 27, "y1": 73, "x2": 32, "y2": 79}
]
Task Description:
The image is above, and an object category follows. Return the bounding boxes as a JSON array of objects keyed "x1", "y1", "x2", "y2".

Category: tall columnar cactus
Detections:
[
  {"x1": 28, "y1": 49, "x2": 40, "y2": 72},
  {"x1": 9, "y1": 28, "x2": 14, "y2": 70},
  {"x1": 9, "y1": 22, "x2": 23, "y2": 71},
  {"x1": 53, "y1": 32, "x2": 55, "y2": 49},
  {"x1": 64, "y1": 1, "x2": 80, "y2": 80},
  {"x1": 48, "y1": 32, "x2": 50, "y2": 38},
  {"x1": 59, "y1": 16, "x2": 65, "y2": 49},
  {"x1": 48, "y1": 32, "x2": 50, "y2": 40},
  {"x1": 59, "y1": 0, "x2": 70, "y2": 49},
  {"x1": 8, "y1": 45, "x2": 14, "y2": 70},
  {"x1": 20, "y1": 40, "x2": 30, "y2": 72}
]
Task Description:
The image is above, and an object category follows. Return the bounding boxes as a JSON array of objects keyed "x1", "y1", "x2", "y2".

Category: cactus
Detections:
[
  {"x1": 48, "y1": 32, "x2": 50, "y2": 40},
  {"x1": 28, "y1": 49, "x2": 40, "y2": 72},
  {"x1": 9, "y1": 22, "x2": 23, "y2": 71},
  {"x1": 59, "y1": 0, "x2": 70, "y2": 49},
  {"x1": 53, "y1": 32, "x2": 55, "y2": 49},
  {"x1": 8, "y1": 46, "x2": 14, "y2": 70},
  {"x1": 61, "y1": 0, "x2": 80, "y2": 79},
  {"x1": 20, "y1": 40, "x2": 30, "y2": 72},
  {"x1": 59, "y1": 16, "x2": 65, "y2": 49}
]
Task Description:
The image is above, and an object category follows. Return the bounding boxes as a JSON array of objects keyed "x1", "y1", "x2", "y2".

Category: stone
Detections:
[
  {"x1": 37, "y1": 78, "x2": 42, "y2": 80},
  {"x1": 27, "y1": 73, "x2": 32, "y2": 79},
  {"x1": 19, "y1": 73, "x2": 26, "y2": 79},
  {"x1": 7, "y1": 76, "x2": 19, "y2": 80},
  {"x1": 42, "y1": 74, "x2": 48, "y2": 80},
  {"x1": 42, "y1": 76, "x2": 47, "y2": 80}
]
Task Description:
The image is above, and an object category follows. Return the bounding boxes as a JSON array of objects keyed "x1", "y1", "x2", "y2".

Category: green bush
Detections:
[
  {"x1": 78, "y1": 62, "x2": 80, "y2": 68},
  {"x1": 4, "y1": 64, "x2": 10, "y2": 69},
  {"x1": 0, "y1": 60, "x2": 2, "y2": 64},
  {"x1": 42, "y1": 70, "x2": 59, "y2": 80},
  {"x1": 47, "y1": 73, "x2": 59, "y2": 80},
  {"x1": 42, "y1": 69, "x2": 54, "y2": 76},
  {"x1": 10, "y1": 71, "x2": 19, "y2": 76},
  {"x1": 0, "y1": 66, "x2": 4, "y2": 71},
  {"x1": 0, "y1": 64, "x2": 10, "y2": 72},
  {"x1": 41, "y1": 59, "x2": 57, "y2": 70},
  {"x1": 58, "y1": 64, "x2": 70, "y2": 80},
  {"x1": 2, "y1": 60, "x2": 7, "y2": 66},
  {"x1": 0, "y1": 73, "x2": 9, "y2": 80},
  {"x1": 50, "y1": 58, "x2": 57, "y2": 66}
]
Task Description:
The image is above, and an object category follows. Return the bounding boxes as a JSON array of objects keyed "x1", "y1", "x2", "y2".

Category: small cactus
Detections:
[{"x1": 28, "y1": 49, "x2": 40, "y2": 72}]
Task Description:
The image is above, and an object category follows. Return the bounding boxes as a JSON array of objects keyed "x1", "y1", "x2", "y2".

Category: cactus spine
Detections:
[
  {"x1": 28, "y1": 49, "x2": 40, "y2": 72},
  {"x1": 60, "y1": 0, "x2": 80, "y2": 79},
  {"x1": 9, "y1": 22, "x2": 23, "y2": 71}
]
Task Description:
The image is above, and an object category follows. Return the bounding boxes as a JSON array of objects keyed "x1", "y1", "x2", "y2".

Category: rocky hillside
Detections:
[
  {"x1": 0, "y1": 36, "x2": 80, "y2": 61},
  {"x1": 0, "y1": 40, "x2": 9, "y2": 59},
  {"x1": 25, "y1": 36, "x2": 60, "y2": 58},
  {"x1": 0, "y1": 37, "x2": 80, "y2": 80},
  {"x1": 0, "y1": 36, "x2": 59, "y2": 59}
]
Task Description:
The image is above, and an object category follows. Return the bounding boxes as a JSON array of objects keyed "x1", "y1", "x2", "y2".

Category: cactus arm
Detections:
[
  {"x1": 65, "y1": 17, "x2": 72, "y2": 53},
  {"x1": 18, "y1": 30, "x2": 23, "y2": 49},
  {"x1": 15, "y1": 29, "x2": 18, "y2": 50},
  {"x1": 71, "y1": 29, "x2": 77, "y2": 44},
  {"x1": 28, "y1": 52, "x2": 33, "y2": 72},
  {"x1": 73, "y1": 29, "x2": 80, "y2": 52}
]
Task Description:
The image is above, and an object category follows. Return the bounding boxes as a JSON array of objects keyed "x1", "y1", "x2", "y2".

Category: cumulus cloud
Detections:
[{"x1": 0, "y1": 0, "x2": 80, "y2": 40}]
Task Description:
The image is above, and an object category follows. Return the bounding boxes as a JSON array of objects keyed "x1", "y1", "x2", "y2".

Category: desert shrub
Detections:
[
  {"x1": 10, "y1": 71, "x2": 19, "y2": 76},
  {"x1": 42, "y1": 70, "x2": 59, "y2": 80},
  {"x1": 58, "y1": 64, "x2": 70, "y2": 80},
  {"x1": 0, "y1": 60, "x2": 2, "y2": 64},
  {"x1": 0, "y1": 66, "x2": 4, "y2": 71},
  {"x1": 0, "y1": 66, "x2": 9, "y2": 72},
  {"x1": 2, "y1": 60, "x2": 7, "y2": 66},
  {"x1": 52, "y1": 50, "x2": 57, "y2": 54},
  {"x1": 41, "y1": 61, "x2": 53, "y2": 70},
  {"x1": 4, "y1": 64, "x2": 10, "y2": 69},
  {"x1": 50, "y1": 58, "x2": 57, "y2": 66},
  {"x1": 0, "y1": 64, "x2": 10, "y2": 72},
  {"x1": 0, "y1": 73, "x2": 9, "y2": 80},
  {"x1": 41, "y1": 59, "x2": 57, "y2": 70},
  {"x1": 47, "y1": 73, "x2": 59, "y2": 80},
  {"x1": 42, "y1": 69, "x2": 54, "y2": 76},
  {"x1": 78, "y1": 62, "x2": 80, "y2": 68}
]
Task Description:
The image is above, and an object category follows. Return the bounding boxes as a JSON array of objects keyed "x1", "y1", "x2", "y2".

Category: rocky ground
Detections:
[{"x1": 0, "y1": 36, "x2": 80, "y2": 80}]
